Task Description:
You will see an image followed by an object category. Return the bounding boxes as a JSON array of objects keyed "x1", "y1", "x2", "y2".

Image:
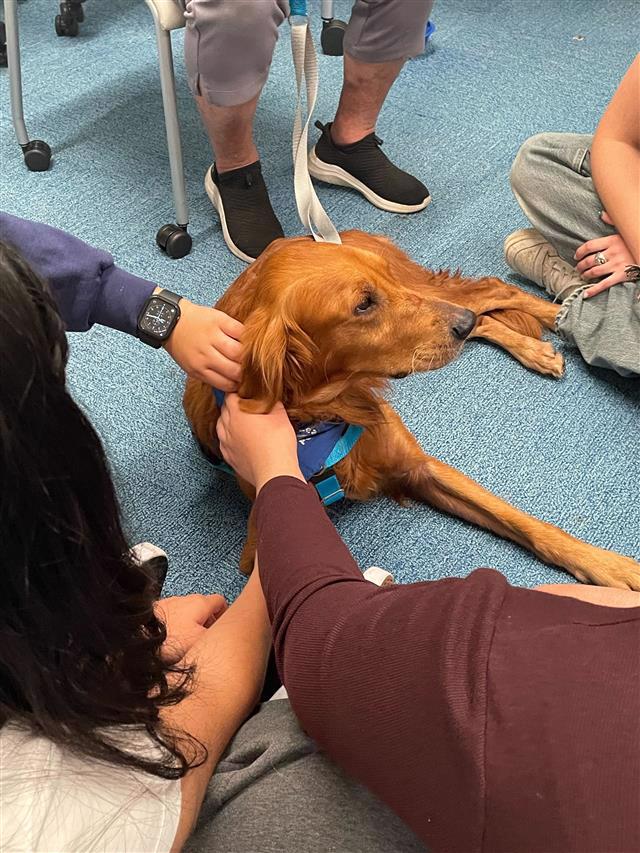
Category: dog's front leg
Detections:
[
  {"x1": 470, "y1": 315, "x2": 564, "y2": 377},
  {"x1": 446, "y1": 276, "x2": 561, "y2": 329}
]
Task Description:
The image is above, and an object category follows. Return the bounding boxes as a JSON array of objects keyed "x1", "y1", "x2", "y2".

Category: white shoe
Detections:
[
  {"x1": 504, "y1": 228, "x2": 585, "y2": 301},
  {"x1": 130, "y1": 542, "x2": 168, "y2": 592},
  {"x1": 363, "y1": 566, "x2": 395, "y2": 587}
]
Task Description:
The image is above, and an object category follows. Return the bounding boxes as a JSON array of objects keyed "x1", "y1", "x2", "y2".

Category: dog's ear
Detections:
[{"x1": 238, "y1": 305, "x2": 317, "y2": 413}]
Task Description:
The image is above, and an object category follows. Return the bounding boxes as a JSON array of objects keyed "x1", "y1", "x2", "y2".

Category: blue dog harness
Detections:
[{"x1": 208, "y1": 391, "x2": 363, "y2": 507}]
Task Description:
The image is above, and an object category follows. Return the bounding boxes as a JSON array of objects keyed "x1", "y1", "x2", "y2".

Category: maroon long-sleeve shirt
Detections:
[{"x1": 256, "y1": 477, "x2": 640, "y2": 853}]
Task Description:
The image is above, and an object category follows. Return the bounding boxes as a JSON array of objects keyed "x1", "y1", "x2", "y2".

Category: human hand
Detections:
[
  {"x1": 156, "y1": 593, "x2": 228, "y2": 664},
  {"x1": 574, "y1": 212, "x2": 639, "y2": 299},
  {"x1": 216, "y1": 393, "x2": 304, "y2": 491},
  {"x1": 163, "y1": 298, "x2": 244, "y2": 391}
]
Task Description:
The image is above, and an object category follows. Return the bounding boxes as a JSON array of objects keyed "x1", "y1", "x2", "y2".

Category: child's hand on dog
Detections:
[
  {"x1": 163, "y1": 301, "x2": 244, "y2": 390},
  {"x1": 217, "y1": 393, "x2": 304, "y2": 492}
]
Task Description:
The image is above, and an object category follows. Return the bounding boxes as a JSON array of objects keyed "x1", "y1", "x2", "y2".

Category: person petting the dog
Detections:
[
  {"x1": 216, "y1": 394, "x2": 640, "y2": 853},
  {"x1": 181, "y1": 0, "x2": 433, "y2": 262},
  {"x1": 505, "y1": 54, "x2": 640, "y2": 376},
  {"x1": 0, "y1": 211, "x2": 243, "y2": 390}
]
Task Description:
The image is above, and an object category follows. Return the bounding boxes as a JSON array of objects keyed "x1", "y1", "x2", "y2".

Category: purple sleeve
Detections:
[{"x1": 0, "y1": 212, "x2": 156, "y2": 335}]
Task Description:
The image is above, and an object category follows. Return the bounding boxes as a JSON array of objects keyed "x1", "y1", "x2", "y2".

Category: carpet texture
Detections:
[{"x1": 1, "y1": 0, "x2": 638, "y2": 601}]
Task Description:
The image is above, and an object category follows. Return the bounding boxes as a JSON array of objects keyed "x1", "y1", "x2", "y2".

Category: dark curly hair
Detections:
[{"x1": 0, "y1": 240, "x2": 202, "y2": 778}]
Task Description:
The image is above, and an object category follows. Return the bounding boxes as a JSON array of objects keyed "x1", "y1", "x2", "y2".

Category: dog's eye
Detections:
[{"x1": 354, "y1": 292, "x2": 376, "y2": 315}]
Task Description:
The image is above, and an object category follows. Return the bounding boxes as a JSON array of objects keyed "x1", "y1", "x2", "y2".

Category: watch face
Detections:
[{"x1": 139, "y1": 298, "x2": 178, "y2": 339}]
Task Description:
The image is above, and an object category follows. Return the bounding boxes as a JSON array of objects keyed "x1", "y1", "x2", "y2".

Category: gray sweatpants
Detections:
[
  {"x1": 185, "y1": 699, "x2": 427, "y2": 853},
  {"x1": 510, "y1": 132, "x2": 640, "y2": 377},
  {"x1": 183, "y1": 0, "x2": 434, "y2": 107}
]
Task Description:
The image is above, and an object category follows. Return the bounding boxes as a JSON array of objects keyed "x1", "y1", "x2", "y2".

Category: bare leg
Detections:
[
  {"x1": 195, "y1": 92, "x2": 260, "y2": 172},
  {"x1": 331, "y1": 54, "x2": 404, "y2": 146}
]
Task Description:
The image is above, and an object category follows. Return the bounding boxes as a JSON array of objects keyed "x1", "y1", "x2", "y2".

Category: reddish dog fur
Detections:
[{"x1": 184, "y1": 231, "x2": 640, "y2": 589}]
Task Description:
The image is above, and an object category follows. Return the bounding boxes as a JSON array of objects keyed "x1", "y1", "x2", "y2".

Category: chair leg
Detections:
[
  {"x1": 149, "y1": 13, "x2": 192, "y2": 259},
  {"x1": 3, "y1": 0, "x2": 51, "y2": 170}
]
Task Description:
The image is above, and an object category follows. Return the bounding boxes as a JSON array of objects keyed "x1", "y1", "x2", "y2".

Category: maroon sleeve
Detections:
[{"x1": 255, "y1": 477, "x2": 509, "y2": 852}]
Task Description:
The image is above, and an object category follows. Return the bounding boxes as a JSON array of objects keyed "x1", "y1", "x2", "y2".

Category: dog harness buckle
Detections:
[{"x1": 310, "y1": 467, "x2": 345, "y2": 506}]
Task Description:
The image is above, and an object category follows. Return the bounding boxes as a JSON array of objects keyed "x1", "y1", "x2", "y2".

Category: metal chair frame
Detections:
[{"x1": 1, "y1": 0, "x2": 346, "y2": 257}]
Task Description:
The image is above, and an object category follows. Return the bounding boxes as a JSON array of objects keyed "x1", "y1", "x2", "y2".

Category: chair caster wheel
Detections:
[
  {"x1": 55, "y1": 13, "x2": 79, "y2": 37},
  {"x1": 321, "y1": 19, "x2": 347, "y2": 56},
  {"x1": 0, "y1": 22, "x2": 7, "y2": 68},
  {"x1": 22, "y1": 140, "x2": 52, "y2": 172},
  {"x1": 156, "y1": 224, "x2": 192, "y2": 259}
]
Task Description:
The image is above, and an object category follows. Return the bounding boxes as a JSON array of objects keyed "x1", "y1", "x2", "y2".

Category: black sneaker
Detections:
[
  {"x1": 204, "y1": 161, "x2": 284, "y2": 263},
  {"x1": 308, "y1": 121, "x2": 431, "y2": 214}
]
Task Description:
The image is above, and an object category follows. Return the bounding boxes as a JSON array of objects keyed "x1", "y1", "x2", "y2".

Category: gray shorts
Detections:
[{"x1": 182, "y1": 0, "x2": 434, "y2": 107}]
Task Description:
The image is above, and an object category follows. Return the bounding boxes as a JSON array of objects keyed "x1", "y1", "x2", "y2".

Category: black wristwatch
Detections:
[{"x1": 137, "y1": 289, "x2": 183, "y2": 348}]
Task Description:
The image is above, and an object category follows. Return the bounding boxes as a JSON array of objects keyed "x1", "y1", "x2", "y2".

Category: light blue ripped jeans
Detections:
[{"x1": 510, "y1": 132, "x2": 640, "y2": 377}]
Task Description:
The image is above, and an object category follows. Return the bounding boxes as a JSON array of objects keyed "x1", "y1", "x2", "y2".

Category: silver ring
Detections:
[{"x1": 595, "y1": 252, "x2": 607, "y2": 265}]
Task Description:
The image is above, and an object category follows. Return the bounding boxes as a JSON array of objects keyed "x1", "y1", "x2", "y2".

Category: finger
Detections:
[
  {"x1": 187, "y1": 593, "x2": 228, "y2": 625},
  {"x1": 574, "y1": 237, "x2": 611, "y2": 261},
  {"x1": 216, "y1": 311, "x2": 244, "y2": 341},
  {"x1": 203, "y1": 354, "x2": 242, "y2": 384},
  {"x1": 576, "y1": 253, "x2": 609, "y2": 275},
  {"x1": 207, "y1": 345, "x2": 243, "y2": 378},
  {"x1": 203, "y1": 596, "x2": 228, "y2": 628},
  {"x1": 600, "y1": 211, "x2": 614, "y2": 226},
  {"x1": 224, "y1": 392, "x2": 242, "y2": 413},
  {"x1": 214, "y1": 331, "x2": 244, "y2": 363},
  {"x1": 583, "y1": 273, "x2": 624, "y2": 299},
  {"x1": 199, "y1": 369, "x2": 239, "y2": 392},
  {"x1": 580, "y1": 261, "x2": 616, "y2": 280},
  {"x1": 216, "y1": 429, "x2": 227, "y2": 456}
]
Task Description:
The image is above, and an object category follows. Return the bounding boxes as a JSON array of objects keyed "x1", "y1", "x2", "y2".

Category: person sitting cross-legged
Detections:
[{"x1": 504, "y1": 54, "x2": 640, "y2": 376}]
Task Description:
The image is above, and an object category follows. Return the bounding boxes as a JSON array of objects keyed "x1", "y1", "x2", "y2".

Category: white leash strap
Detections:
[{"x1": 290, "y1": 14, "x2": 341, "y2": 244}]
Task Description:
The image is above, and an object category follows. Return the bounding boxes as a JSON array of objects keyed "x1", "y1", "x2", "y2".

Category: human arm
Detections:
[
  {"x1": 0, "y1": 212, "x2": 243, "y2": 389},
  {"x1": 251, "y1": 477, "x2": 510, "y2": 850},
  {"x1": 217, "y1": 396, "x2": 640, "y2": 851},
  {"x1": 576, "y1": 56, "x2": 640, "y2": 297},
  {"x1": 161, "y1": 571, "x2": 271, "y2": 851},
  {"x1": 590, "y1": 54, "x2": 640, "y2": 264},
  {"x1": 215, "y1": 396, "x2": 501, "y2": 847}
]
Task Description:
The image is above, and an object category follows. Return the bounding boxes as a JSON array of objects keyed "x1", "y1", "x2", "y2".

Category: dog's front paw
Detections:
[
  {"x1": 574, "y1": 552, "x2": 640, "y2": 591},
  {"x1": 531, "y1": 340, "x2": 564, "y2": 378}
]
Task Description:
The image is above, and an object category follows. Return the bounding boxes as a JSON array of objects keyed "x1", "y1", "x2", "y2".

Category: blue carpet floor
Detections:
[{"x1": 1, "y1": 0, "x2": 638, "y2": 601}]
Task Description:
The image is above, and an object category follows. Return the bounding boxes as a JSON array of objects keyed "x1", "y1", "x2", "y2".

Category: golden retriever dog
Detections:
[{"x1": 184, "y1": 231, "x2": 640, "y2": 589}]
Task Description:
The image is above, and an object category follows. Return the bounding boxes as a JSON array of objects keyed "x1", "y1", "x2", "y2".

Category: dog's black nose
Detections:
[{"x1": 452, "y1": 309, "x2": 476, "y2": 340}]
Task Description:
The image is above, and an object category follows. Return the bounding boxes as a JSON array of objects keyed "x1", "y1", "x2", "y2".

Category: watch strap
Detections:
[{"x1": 156, "y1": 289, "x2": 183, "y2": 308}]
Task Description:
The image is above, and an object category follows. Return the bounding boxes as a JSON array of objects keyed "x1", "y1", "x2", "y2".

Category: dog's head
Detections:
[{"x1": 216, "y1": 231, "x2": 476, "y2": 418}]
